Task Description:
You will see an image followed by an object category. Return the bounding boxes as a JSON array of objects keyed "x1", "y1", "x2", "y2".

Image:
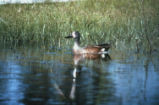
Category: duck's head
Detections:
[{"x1": 65, "y1": 31, "x2": 80, "y2": 39}]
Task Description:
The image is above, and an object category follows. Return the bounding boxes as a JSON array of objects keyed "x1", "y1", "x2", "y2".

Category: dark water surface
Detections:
[{"x1": 0, "y1": 45, "x2": 159, "y2": 105}]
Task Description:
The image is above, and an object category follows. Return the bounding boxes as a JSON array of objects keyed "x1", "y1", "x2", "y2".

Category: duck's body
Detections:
[
  {"x1": 65, "y1": 31, "x2": 110, "y2": 54},
  {"x1": 73, "y1": 44, "x2": 110, "y2": 54}
]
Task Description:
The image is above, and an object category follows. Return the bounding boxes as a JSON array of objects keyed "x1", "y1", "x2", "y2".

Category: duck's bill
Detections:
[{"x1": 65, "y1": 35, "x2": 73, "y2": 38}]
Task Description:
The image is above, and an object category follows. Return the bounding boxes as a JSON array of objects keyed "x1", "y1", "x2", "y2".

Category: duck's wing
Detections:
[
  {"x1": 83, "y1": 46, "x2": 102, "y2": 54},
  {"x1": 82, "y1": 43, "x2": 110, "y2": 54}
]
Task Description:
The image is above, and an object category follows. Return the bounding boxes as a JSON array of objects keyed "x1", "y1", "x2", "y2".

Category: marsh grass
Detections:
[{"x1": 0, "y1": 0, "x2": 159, "y2": 52}]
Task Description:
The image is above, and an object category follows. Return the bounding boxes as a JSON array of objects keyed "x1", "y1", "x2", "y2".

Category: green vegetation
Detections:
[{"x1": 0, "y1": 0, "x2": 159, "y2": 52}]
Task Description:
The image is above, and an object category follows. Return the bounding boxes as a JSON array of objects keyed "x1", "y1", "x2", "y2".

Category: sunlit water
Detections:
[{"x1": 0, "y1": 45, "x2": 159, "y2": 105}]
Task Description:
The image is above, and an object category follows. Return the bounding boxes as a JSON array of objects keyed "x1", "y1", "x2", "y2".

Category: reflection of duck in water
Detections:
[
  {"x1": 70, "y1": 53, "x2": 111, "y2": 100},
  {"x1": 54, "y1": 53, "x2": 111, "y2": 101},
  {"x1": 65, "y1": 31, "x2": 111, "y2": 54},
  {"x1": 73, "y1": 53, "x2": 111, "y2": 65}
]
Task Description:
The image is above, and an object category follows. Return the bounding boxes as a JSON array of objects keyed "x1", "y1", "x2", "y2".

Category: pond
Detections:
[{"x1": 0, "y1": 44, "x2": 159, "y2": 105}]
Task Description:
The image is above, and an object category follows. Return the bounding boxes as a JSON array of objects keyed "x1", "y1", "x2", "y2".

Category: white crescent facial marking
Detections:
[{"x1": 72, "y1": 32, "x2": 76, "y2": 38}]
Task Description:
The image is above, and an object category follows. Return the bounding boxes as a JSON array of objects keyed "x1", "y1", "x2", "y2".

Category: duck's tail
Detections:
[{"x1": 98, "y1": 43, "x2": 111, "y2": 51}]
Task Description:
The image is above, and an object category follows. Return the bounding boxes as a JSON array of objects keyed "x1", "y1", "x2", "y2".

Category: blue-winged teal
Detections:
[{"x1": 65, "y1": 31, "x2": 110, "y2": 54}]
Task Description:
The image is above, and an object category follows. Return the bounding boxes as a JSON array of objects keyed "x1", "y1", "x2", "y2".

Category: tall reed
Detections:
[{"x1": 0, "y1": 0, "x2": 158, "y2": 52}]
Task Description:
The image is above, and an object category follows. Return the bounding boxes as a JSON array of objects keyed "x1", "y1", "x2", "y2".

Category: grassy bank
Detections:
[{"x1": 0, "y1": 0, "x2": 159, "y2": 52}]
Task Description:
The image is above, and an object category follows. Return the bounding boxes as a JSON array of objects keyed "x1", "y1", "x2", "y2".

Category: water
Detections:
[{"x1": 0, "y1": 45, "x2": 159, "y2": 105}]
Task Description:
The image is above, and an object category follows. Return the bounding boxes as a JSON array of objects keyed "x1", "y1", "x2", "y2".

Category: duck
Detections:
[{"x1": 65, "y1": 31, "x2": 110, "y2": 54}]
